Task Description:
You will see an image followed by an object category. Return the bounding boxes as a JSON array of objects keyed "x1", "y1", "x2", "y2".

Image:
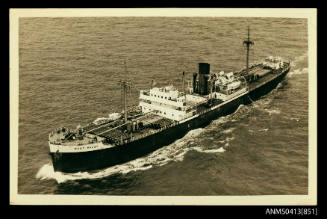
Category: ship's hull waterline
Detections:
[{"x1": 50, "y1": 67, "x2": 290, "y2": 173}]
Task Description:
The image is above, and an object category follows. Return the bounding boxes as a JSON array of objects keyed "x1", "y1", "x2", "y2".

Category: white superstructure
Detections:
[
  {"x1": 139, "y1": 85, "x2": 206, "y2": 121},
  {"x1": 263, "y1": 56, "x2": 284, "y2": 70},
  {"x1": 139, "y1": 70, "x2": 247, "y2": 121}
]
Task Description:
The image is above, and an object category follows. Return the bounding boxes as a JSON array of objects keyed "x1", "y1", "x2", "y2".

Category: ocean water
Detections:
[{"x1": 18, "y1": 17, "x2": 308, "y2": 195}]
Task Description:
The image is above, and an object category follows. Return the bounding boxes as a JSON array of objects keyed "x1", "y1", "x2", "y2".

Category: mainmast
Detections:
[
  {"x1": 119, "y1": 61, "x2": 132, "y2": 123},
  {"x1": 119, "y1": 81, "x2": 131, "y2": 123},
  {"x1": 182, "y1": 71, "x2": 186, "y2": 101},
  {"x1": 243, "y1": 26, "x2": 254, "y2": 75}
]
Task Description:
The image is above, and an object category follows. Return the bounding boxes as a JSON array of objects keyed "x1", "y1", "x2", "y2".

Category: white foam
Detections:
[
  {"x1": 288, "y1": 52, "x2": 308, "y2": 78},
  {"x1": 36, "y1": 163, "x2": 99, "y2": 184},
  {"x1": 222, "y1": 127, "x2": 236, "y2": 134},
  {"x1": 288, "y1": 67, "x2": 308, "y2": 78},
  {"x1": 292, "y1": 52, "x2": 308, "y2": 66},
  {"x1": 184, "y1": 128, "x2": 204, "y2": 138},
  {"x1": 265, "y1": 108, "x2": 281, "y2": 115},
  {"x1": 211, "y1": 116, "x2": 228, "y2": 125},
  {"x1": 234, "y1": 104, "x2": 244, "y2": 114},
  {"x1": 172, "y1": 150, "x2": 189, "y2": 162},
  {"x1": 290, "y1": 117, "x2": 300, "y2": 122},
  {"x1": 258, "y1": 128, "x2": 269, "y2": 132},
  {"x1": 275, "y1": 82, "x2": 284, "y2": 90},
  {"x1": 252, "y1": 98, "x2": 273, "y2": 110},
  {"x1": 218, "y1": 136, "x2": 235, "y2": 144},
  {"x1": 192, "y1": 146, "x2": 226, "y2": 154}
]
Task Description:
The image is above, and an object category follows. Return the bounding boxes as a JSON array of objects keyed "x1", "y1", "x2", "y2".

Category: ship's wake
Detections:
[
  {"x1": 291, "y1": 52, "x2": 308, "y2": 68},
  {"x1": 288, "y1": 52, "x2": 308, "y2": 78},
  {"x1": 265, "y1": 108, "x2": 281, "y2": 115},
  {"x1": 192, "y1": 146, "x2": 226, "y2": 153},
  {"x1": 288, "y1": 67, "x2": 308, "y2": 78}
]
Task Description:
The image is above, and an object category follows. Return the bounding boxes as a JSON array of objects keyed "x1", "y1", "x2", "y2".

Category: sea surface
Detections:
[{"x1": 18, "y1": 17, "x2": 308, "y2": 195}]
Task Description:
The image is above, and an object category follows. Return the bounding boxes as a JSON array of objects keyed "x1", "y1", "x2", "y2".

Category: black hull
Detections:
[
  {"x1": 51, "y1": 68, "x2": 290, "y2": 173},
  {"x1": 248, "y1": 67, "x2": 290, "y2": 100}
]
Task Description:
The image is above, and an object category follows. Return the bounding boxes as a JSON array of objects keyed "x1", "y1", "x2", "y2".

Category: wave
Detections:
[
  {"x1": 222, "y1": 127, "x2": 236, "y2": 134},
  {"x1": 251, "y1": 97, "x2": 273, "y2": 110},
  {"x1": 287, "y1": 67, "x2": 308, "y2": 78},
  {"x1": 275, "y1": 82, "x2": 284, "y2": 90},
  {"x1": 192, "y1": 146, "x2": 226, "y2": 154},
  {"x1": 218, "y1": 136, "x2": 235, "y2": 144},
  {"x1": 258, "y1": 128, "x2": 269, "y2": 132},
  {"x1": 288, "y1": 52, "x2": 308, "y2": 78},
  {"x1": 211, "y1": 116, "x2": 229, "y2": 125},
  {"x1": 36, "y1": 163, "x2": 98, "y2": 184},
  {"x1": 291, "y1": 52, "x2": 308, "y2": 67},
  {"x1": 290, "y1": 117, "x2": 300, "y2": 122},
  {"x1": 265, "y1": 108, "x2": 281, "y2": 115},
  {"x1": 234, "y1": 104, "x2": 245, "y2": 114}
]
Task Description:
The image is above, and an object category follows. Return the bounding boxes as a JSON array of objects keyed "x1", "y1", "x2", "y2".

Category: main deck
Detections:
[
  {"x1": 236, "y1": 64, "x2": 289, "y2": 92},
  {"x1": 82, "y1": 113, "x2": 176, "y2": 145}
]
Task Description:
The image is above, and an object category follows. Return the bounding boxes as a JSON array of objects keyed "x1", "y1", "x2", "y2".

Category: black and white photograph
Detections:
[{"x1": 10, "y1": 8, "x2": 317, "y2": 205}]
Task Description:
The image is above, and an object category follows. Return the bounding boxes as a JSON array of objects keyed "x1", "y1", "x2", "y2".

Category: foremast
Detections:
[
  {"x1": 243, "y1": 26, "x2": 254, "y2": 75},
  {"x1": 119, "y1": 80, "x2": 131, "y2": 123}
]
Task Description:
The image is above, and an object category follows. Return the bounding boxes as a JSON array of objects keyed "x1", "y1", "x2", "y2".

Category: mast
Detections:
[
  {"x1": 182, "y1": 71, "x2": 186, "y2": 101},
  {"x1": 243, "y1": 26, "x2": 254, "y2": 75},
  {"x1": 210, "y1": 78, "x2": 213, "y2": 100},
  {"x1": 123, "y1": 81, "x2": 127, "y2": 123},
  {"x1": 119, "y1": 60, "x2": 132, "y2": 123},
  {"x1": 119, "y1": 80, "x2": 131, "y2": 123}
]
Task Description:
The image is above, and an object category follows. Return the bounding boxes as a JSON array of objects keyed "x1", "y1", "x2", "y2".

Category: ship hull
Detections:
[
  {"x1": 50, "y1": 67, "x2": 289, "y2": 173},
  {"x1": 248, "y1": 67, "x2": 290, "y2": 100}
]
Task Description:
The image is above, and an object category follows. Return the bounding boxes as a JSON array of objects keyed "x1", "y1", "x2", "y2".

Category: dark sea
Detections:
[{"x1": 18, "y1": 17, "x2": 308, "y2": 195}]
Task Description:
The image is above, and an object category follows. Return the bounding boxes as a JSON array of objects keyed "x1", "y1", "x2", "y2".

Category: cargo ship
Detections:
[{"x1": 49, "y1": 27, "x2": 291, "y2": 173}]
